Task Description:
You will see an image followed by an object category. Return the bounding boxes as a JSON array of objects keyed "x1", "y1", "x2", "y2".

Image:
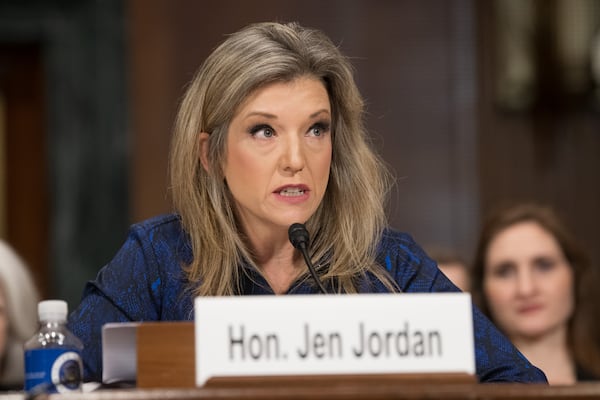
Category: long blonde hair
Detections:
[{"x1": 169, "y1": 22, "x2": 394, "y2": 296}]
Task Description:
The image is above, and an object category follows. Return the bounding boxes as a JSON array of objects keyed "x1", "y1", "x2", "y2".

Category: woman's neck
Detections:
[
  {"x1": 257, "y1": 251, "x2": 305, "y2": 294},
  {"x1": 245, "y1": 227, "x2": 305, "y2": 294},
  {"x1": 512, "y1": 325, "x2": 576, "y2": 385}
]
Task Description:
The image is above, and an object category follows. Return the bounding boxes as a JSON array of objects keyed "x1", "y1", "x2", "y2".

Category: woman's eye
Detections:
[
  {"x1": 249, "y1": 124, "x2": 274, "y2": 138},
  {"x1": 534, "y1": 257, "x2": 556, "y2": 272},
  {"x1": 308, "y1": 122, "x2": 330, "y2": 137},
  {"x1": 491, "y1": 262, "x2": 514, "y2": 279}
]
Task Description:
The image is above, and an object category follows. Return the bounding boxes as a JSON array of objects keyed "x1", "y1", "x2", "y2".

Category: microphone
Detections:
[{"x1": 288, "y1": 223, "x2": 327, "y2": 294}]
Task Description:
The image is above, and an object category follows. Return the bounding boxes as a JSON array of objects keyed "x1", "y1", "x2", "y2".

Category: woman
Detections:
[
  {"x1": 0, "y1": 240, "x2": 39, "y2": 390},
  {"x1": 472, "y1": 203, "x2": 600, "y2": 384},
  {"x1": 67, "y1": 22, "x2": 546, "y2": 383}
]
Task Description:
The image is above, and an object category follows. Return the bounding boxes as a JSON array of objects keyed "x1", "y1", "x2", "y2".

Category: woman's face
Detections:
[
  {"x1": 223, "y1": 77, "x2": 332, "y2": 237},
  {"x1": 483, "y1": 221, "x2": 574, "y2": 342}
]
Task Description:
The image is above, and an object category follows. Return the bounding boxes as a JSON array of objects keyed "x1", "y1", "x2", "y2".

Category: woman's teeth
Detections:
[{"x1": 279, "y1": 188, "x2": 305, "y2": 196}]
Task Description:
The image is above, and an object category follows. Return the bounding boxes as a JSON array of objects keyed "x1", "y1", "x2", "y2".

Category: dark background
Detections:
[{"x1": 0, "y1": 0, "x2": 598, "y2": 317}]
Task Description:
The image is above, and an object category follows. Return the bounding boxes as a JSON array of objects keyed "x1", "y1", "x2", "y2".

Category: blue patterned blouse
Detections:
[{"x1": 67, "y1": 214, "x2": 547, "y2": 383}]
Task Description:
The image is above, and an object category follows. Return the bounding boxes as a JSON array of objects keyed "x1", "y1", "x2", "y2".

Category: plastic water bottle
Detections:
[{"x1": 24, "y1": 300, "x2": 84, "y2": 394}]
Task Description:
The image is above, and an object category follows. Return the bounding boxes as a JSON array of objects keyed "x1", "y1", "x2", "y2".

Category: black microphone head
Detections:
[{"x1": 288, "y1": 223, "x2": 309, "y2": 250}]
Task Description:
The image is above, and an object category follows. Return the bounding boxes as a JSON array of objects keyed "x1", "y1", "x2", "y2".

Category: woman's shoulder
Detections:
[
  {"x1": 377, "y1": 227, "x2": 428, "y2": 264},
  {"x1": 125, "y1": 213, "x2": 192, "y2": 263},
  {"x1": 380, "y1": 227, "x2": 419, "y2": 245},
  {"x1": 130, "y1": 213, "x2": 183, "y2": 234},
  {"x1": 376, "y1": 227, "x2": 454, "y2": 293}
]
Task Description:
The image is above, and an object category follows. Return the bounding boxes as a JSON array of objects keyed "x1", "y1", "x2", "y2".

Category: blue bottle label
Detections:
[{"x1": 25, "y1": 348, "x2": 83, "y2": 393}]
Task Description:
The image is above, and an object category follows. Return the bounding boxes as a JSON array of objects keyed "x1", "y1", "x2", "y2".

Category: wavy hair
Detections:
[
  {"x1": 169, "y1": 22, "x2": 394, "y2": 296},
  {"x1": 0, "y1": 240, "x2": 39, "y2": 386},
  {"x1": 471, "y1": 203, "x2": 600, "y2": 377}
]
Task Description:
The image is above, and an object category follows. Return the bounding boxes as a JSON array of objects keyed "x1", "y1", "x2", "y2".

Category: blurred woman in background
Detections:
[
  {"x1": 472, "y1": 203, "x2": 600, "y2": 384},
  {"x1": 0, "y1": 240, "x2": 39, "y2": 390}
]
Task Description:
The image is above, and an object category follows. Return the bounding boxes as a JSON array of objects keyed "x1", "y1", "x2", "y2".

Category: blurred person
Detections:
[
  {"x1": 67, "y1": 21, "x2": 546, "y2": 384},
  {"x1": 0, "y1": 240, "x2": 40, "y2": 390},
  {"x1": 472, "y1": 203, "x2": 600, "y2": 384},
  {"x1": 428, "y1": 247, "x2": 470, "y2": 291}
]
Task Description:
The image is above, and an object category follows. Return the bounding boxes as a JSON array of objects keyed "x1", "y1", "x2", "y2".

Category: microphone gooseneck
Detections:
[{"x1": 288, "y1": 223, "x2": 327, "y2": 294}]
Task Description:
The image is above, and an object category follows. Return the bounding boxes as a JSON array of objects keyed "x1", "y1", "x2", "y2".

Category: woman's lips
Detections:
[{"x1": 517, "y1": 304, "x2": 544, "y2": 314}]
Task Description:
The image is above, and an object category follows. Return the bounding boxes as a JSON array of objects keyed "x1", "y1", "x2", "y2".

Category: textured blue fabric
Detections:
[{"x1": 67, "y1": 213, "x2": 547, "y2": 384}]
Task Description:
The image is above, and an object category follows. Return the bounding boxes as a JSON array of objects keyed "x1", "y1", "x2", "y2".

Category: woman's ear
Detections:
[{"x1": 198, "y1": 132, "x2": 210, "y2": 172}]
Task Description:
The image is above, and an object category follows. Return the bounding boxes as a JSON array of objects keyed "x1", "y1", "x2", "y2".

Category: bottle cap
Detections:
[{"x1": 38, "y1": 300, "x2": 68, "y2": 322}]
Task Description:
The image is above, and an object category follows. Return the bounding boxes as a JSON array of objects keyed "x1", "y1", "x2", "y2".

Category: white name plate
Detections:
[{"x1": 194, "y1": 293, "x2": 474, "y2": 386}]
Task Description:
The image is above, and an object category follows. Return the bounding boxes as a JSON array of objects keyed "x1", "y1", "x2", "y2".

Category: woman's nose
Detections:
[
  {"x1": 515, "y1": 269, "x2": 536, "y2": 296},
  {"x1": 280, "y1": 135, "x2": 305, "y2": 174}
]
